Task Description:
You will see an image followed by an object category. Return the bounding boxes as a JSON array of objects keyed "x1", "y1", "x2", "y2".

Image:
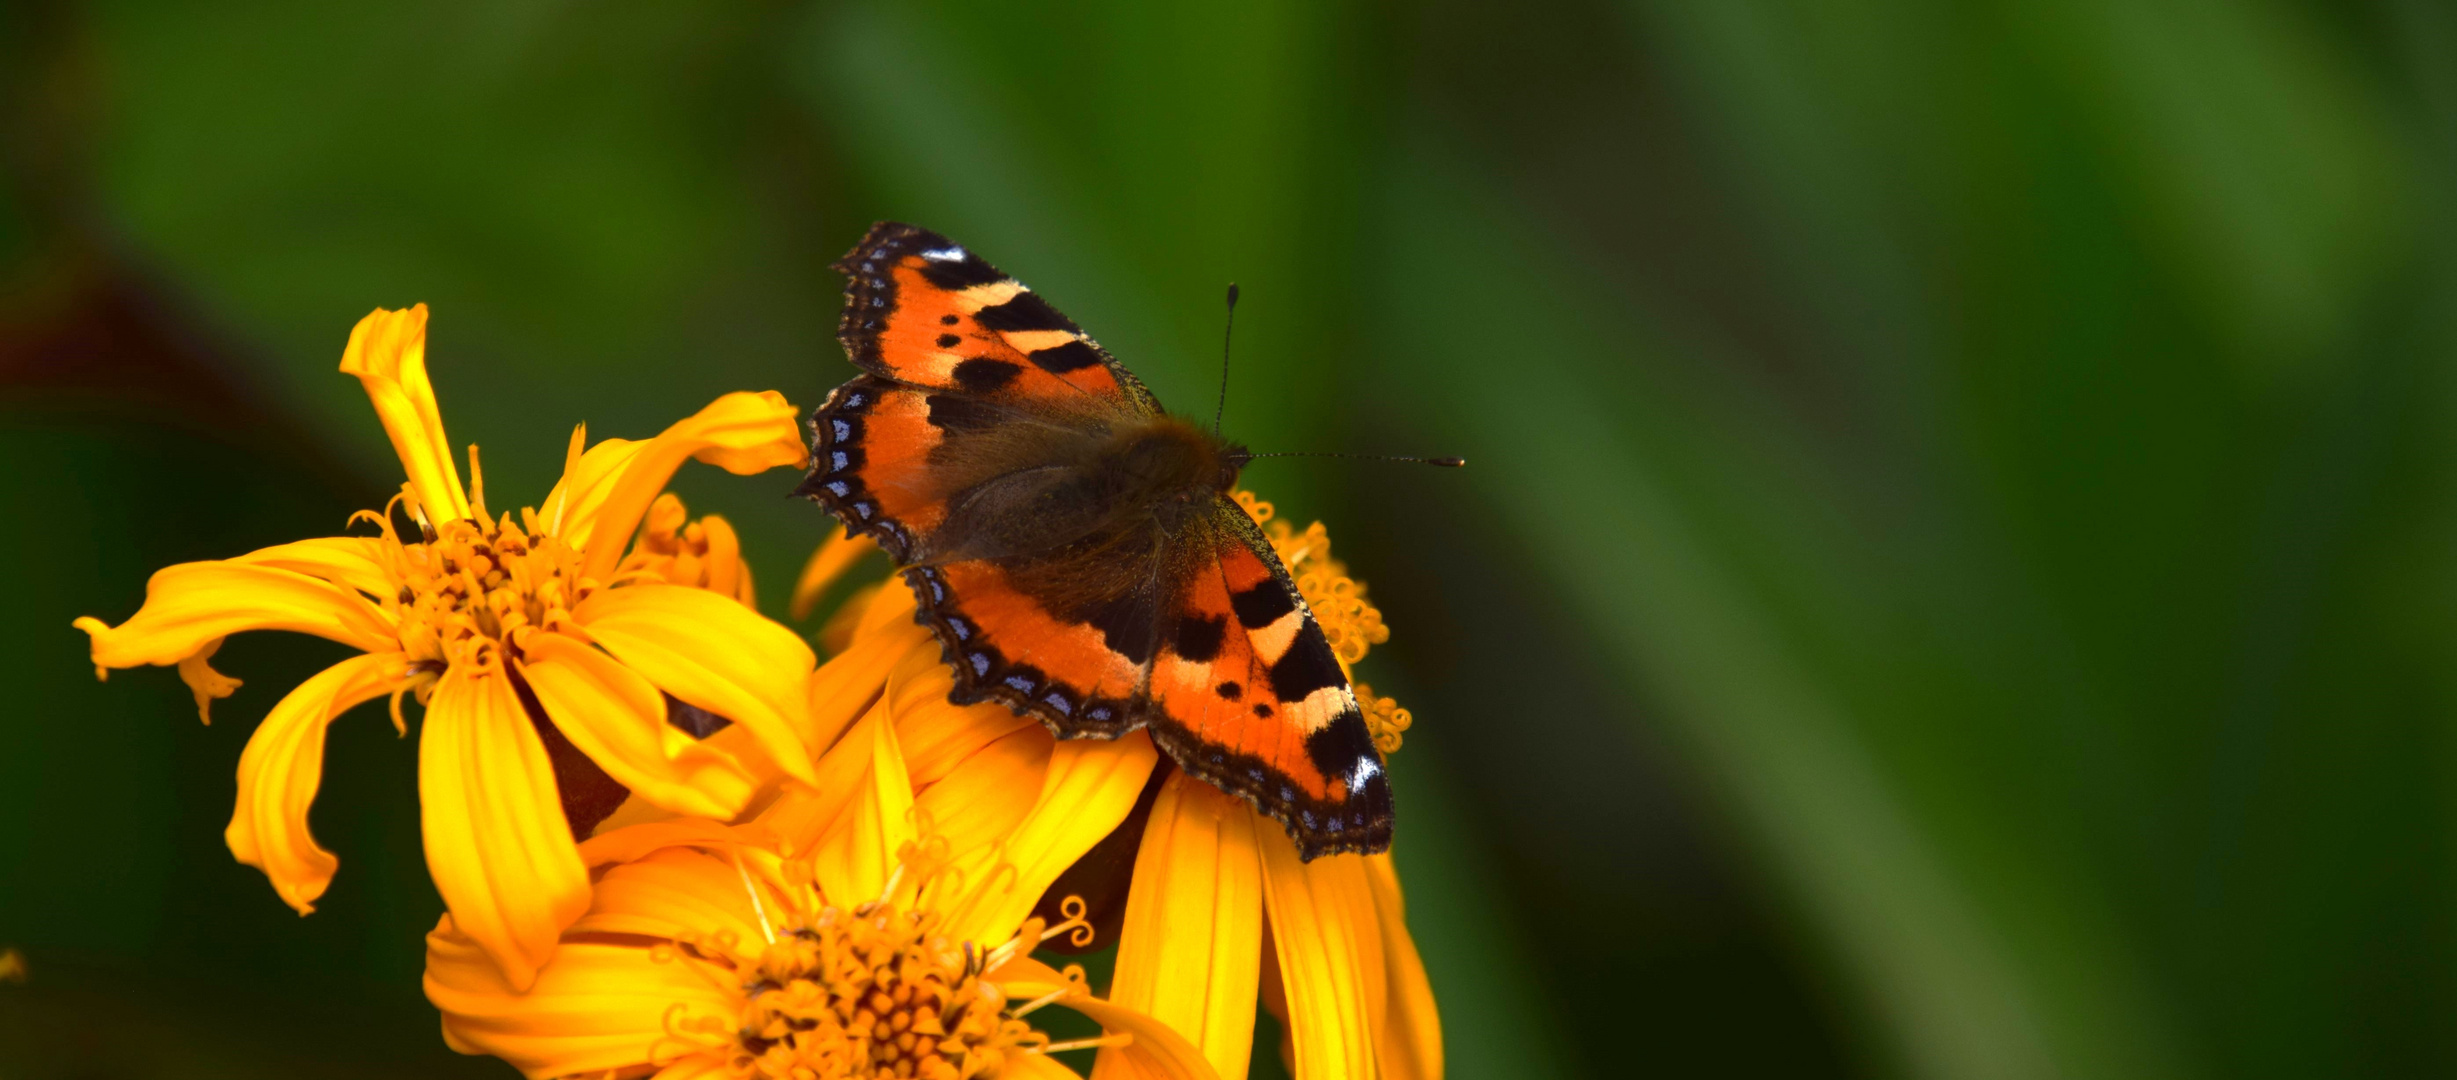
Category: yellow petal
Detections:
[
  {"x1": 537, "y1": 435, "x2": 647, "y2": 553},
  {"x1": 517, "y1": 634, "x2": 753, "y2": 820},
  {"x1": 231, "y1": 536, "x2": 395, "y2": 602},
  {"x1": 913, "y1": 725, "x2": 1051, "y2": 864},
  {"x1": 576, "y1": 390, "x2": 805, "y2": 583},
  {"x1": 577, "y1": 816, "x2": 750, "y2": 870},
  {"x1": 789, "y1": 525, "x2": 878, "y2": 621},
  {"x1": 1060, "y1": 993, "x2": 1225, "y2": 1080},
  {"x1": 177, "y1": 637, "x2": 242, "y2": 723},
  {"x1": 425, "y1": 913, "x2": 731, "y2": 1080},
  {"x1": 1258, "y1": 833, "x2": 1385, "y2": 1080},
  {"x1": 940, "y1": 732, "x2": 1158, "y2": 945},
  {"x1": 754, "y1": 701, "x2": 891, "y2": 855},
  {"x1": 1363, "y1": 854, "x2": 1442, "y2": 1080},
  {"x1": 336, "y1": 305, "x2": 471, "y2": 523},
  {"x1": 567, "y1": 845, "x2": 772, "y2": 944},
  {"x1": 224, "y1": 652, "x2": 407, "y2": 914},
  {"x1": 997, "y1": 957, "x2": 1222, "y2": 1080},
  {"x1": 1096, "y1": 774, "x2": 1266, "y2": 1080},
  {"x1": 419, "y1": 668, "x2": 590, "y2": 991},
  {"x1": 1007, "y1": 1054, "x2": 1088, "y2": 1080},
  {"x1": 804, "y1": 610, "x2": 933, "y2": 760},
  {"x1": 77, "y1": 559, "x2": 397, "y2": 670},
  {"x1": 695, "y1": 512, "x2": 754, "y2": 606},
  {"x1": 886, "y1": 629, "x2": 1036, "y2": 787},
  {"x1": 575, "y1": 583, "x2": 819, "y2": 785},
  {"x1": 809, "y1": 702, "x2": 916, "y2": 908}
]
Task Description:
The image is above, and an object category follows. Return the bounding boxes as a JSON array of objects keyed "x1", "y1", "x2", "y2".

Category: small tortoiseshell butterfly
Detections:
[{"x1": 795, "y1": 222, "x2": 1391, "y2": 859}]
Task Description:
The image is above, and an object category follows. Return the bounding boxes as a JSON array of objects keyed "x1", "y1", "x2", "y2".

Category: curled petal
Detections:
[
  {"x1": 1364, "y1": 854, "x2": 1442, "y2": 1080},
  {"x1": 224, "y1": 652, "x2": 407, "y2": 914},
  {"x1": 425, "y1": 913, "x2": 732, "y2": 1080},
  {"x1": 577, "y1": 391, "x2": 805, "y2": 582},
  {"x1": 419, "y1": 668, "x2": 591, "y2": 991},
  {"x1": 1258, "y1": 835, "x2": 1386, "y2": 1080},
  {"x1": 576, "y1": 583, "x2": 819, "y2": 786},
  {"x1": 694, "y1": 513, "x2": 752, "y2": 606},
  {"x1": 517, "y1": 635, "x2": 753, "y2": 820},
  {"x1": 1096, "y1": 774, "x2": 1265, "y2": 1080},
  {"x1": 940, "y1": 732, "x2": 1157, "y2": 945},
  {"x1": 336, "y1": 305, "x2": 470, "y2": 523},
  {"x1": 76, "y1": 559, "x2": 397, "y2": 670}
]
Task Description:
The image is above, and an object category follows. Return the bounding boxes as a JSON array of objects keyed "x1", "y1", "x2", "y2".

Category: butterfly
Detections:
[{"x1": 795, "y1": 222, "x2": 1391, "y2": 859}]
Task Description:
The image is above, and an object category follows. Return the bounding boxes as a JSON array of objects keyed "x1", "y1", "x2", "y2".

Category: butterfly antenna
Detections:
[
  {"x1": 1247, "y1": 451, "x2": 1467, "y2": 468},
  {"x1": 1214, "y1": 283, "x2": 1239, "y2": 436}
]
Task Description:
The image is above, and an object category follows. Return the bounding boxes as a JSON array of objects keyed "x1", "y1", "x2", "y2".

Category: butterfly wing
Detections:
[
  {"x1": 1142, "y1": 503, "x2": 1393, "y2": 858},
  {"x1": 833, "y1": 221, "x2": 1160, "y2": 413},
  {"x1": 803, "y1": 222, "x2": 1168, "y2": 725}
]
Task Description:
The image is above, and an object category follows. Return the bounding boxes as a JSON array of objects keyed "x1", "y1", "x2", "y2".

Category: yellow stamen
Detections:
[
  {"x1": 1355, "y1": 681, "x2": 1412, "y2": 755},
  {"x1": 1037, "y1": 1033, "x2": 1132, "y2": 1054}
]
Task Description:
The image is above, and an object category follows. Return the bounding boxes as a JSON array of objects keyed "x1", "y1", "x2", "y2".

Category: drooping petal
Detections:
[
  {"x1": 789, "y1": 525, "x2": 877, "y2": 621},
  {"x1": 335, "y1": 305, "x2": 471, "y2": 523},
  {"x1": 1095, "y1": 774, "x2": 1266, "y2": 1080},
  {"x1": 576, "y1": 390, "x2": 805, "y2": 583},
  {"x1": 1363, "y1": 854, "x2": 1442, "y2": 1080},
  {"x1": 419, "y1": 668, "x2": 591, "y2": 991},
  {"x1": 1258, "y1": 835, "x2": 1387, "y2": 1080},
  {"x1": 517, "y1": 634, "x2": 753, "y2": 820},
  {"x1": 575, "y1": 582, "x2": 819, "y2": 785},
  {"x1": 940, "y1": 732, "x2": 1158, "y2": 945},
  {"x1": 425, "y1": 914, "x2": 732, "y2": 1080},
  {"x1": 578, "y1": 816, "x2": 751, "y2": 870},
  {"x1": 76, "y1": 560, "x2": 397, "y2": 670},
  {"x1": 231, "y1": 536, "x2": 395, "y2": 602},
  {"x1": 223, "y1": 652, "x2": 407, "y2": 914},
  {"x1": 808, "y1": 703, "x2": 915, "y2": 908}
]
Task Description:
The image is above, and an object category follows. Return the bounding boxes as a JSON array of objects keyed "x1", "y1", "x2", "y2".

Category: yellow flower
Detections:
[
  {"x1": 73, "y1": 305, "x2": 819, "y2": 989},
  {"x1": 425, "y1": 694, "x2": 1212, "y2": 1080},
  {"x1": 789, "y1": 501, "x2": 1442, "y2": 1080}
]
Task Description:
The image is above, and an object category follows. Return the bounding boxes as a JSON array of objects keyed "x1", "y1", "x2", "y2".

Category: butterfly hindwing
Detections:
[
  {"x1": 1142, "y1": 505, "x2": 1393, "y2": 858},
  {"x1": 834, "y1": 222, "x2": 1159, "y2": 415}
]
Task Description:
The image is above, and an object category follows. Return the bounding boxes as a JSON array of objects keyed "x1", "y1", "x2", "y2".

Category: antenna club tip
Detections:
[
  {"x1": 1430, "y1": 456, "x2": 1466, "y2": 468},
  {"x1": 1225, "y1": 283, "x2": 1240, "y2": 305}
]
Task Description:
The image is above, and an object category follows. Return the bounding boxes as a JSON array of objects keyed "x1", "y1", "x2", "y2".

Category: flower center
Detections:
[
  {"x1": 722, "y1": 903, "x2": 1045, "y2": 1080},
  {"x1": 386, "y1": 510, "x2": 589, "y2": 678}
]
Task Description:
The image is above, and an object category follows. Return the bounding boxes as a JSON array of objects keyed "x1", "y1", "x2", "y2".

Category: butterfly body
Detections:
[{"x1": 800, "y1": 223, "x2": 1391, "y2": 859}]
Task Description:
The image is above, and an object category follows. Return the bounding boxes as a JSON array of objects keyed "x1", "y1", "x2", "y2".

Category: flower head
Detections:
[
  {"x1": 427, "y1": 701, "x2": 1214, "y2": 1080},
  {"x1": 74, "y1": 305, "x2": 820, "y2": 988}
]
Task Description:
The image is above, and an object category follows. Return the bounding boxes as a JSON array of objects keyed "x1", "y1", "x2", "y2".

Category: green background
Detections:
[{"x1": 4, "y1": 0, "x2": 2455, "y2": 1077}]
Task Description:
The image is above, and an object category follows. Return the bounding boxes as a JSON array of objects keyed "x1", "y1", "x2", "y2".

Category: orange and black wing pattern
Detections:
[
  {"x1": 1140, "y1": 506, "x2": 1393, "y2": 858},
  {"x1": 832, "y1": 221, "x2": 1158, "y2": 413}
]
